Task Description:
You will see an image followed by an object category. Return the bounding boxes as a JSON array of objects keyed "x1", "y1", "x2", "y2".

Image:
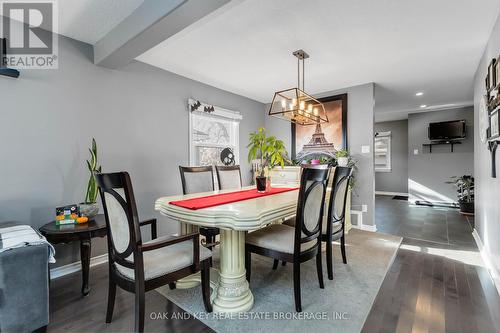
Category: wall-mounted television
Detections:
[{"x1": 428, "y1": 120, "x2": 466, "y2": 141}]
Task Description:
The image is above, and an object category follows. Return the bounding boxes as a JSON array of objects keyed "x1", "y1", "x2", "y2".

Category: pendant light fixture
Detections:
[{"x1": 268, "y1": 49, "x2": 327, "y2": 125}]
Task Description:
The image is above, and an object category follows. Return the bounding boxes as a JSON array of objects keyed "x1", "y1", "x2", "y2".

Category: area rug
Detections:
[{"x1": 156, "y1": 229, "x2": 402, "y2": 333}]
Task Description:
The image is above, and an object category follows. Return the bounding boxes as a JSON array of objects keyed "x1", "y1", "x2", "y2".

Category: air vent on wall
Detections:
[{"x1": 0, "y1": 38, "x2": 20, "y2": 78}]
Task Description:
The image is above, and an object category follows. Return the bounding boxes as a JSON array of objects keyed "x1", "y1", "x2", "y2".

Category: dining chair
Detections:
[
  {"x1": 179, "y1": 166, "x2": 221, "y2": 252},
  {"x1": 245, "y1": 166, "x2": 330, "y2": 312},
  {"x1": 215, "y1": 165, "x2": 242, "y2": 190},
  {"x1": 95, "y1": 171, "x2": 212, "y2": 333},
  {"x1": 281, "y1": 166, "x2": 352, "y2": 280},
  {"x1": 322, "y1": 166, "x2": 352, "y2": 280}
]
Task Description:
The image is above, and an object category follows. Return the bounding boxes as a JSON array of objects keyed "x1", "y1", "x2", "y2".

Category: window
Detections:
[
  {"x1": 375, "y1": 131, "x2": 391, "y2": 172},
  {"x1": 188, "y1": 99, "x2": 241, "y2": 167}
]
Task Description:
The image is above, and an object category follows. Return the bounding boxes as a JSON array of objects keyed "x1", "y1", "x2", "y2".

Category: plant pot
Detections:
[
  {"x1": 79, "y1": 202, "x2": 99, "y2": 219},
  {"x1": 337, "y1": 157, "x2": 349, "y2": 167},
  {"x1": 256, "y1": 176, "x2": 267, "y2": 192},
  {"x1": 459, "y1": 201, "x2": 474, "y2": 215}
]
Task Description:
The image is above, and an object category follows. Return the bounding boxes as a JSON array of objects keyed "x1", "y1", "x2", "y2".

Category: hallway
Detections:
[
  {"x1": 363, "y1": 195, "x2": 500, "y2": 333},
  {"x1": 375, "y1": 195, "x2": 475, "y2": 248}
]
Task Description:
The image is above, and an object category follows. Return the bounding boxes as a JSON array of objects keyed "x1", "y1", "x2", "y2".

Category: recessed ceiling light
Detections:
[
  {"x1": 416, "y1": 92, "x2": 424, "y2": 96},
  {"x1": 420, "y1": 104, "x2": 427, "y2": 108}
]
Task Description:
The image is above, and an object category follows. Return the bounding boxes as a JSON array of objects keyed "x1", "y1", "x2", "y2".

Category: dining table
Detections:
[{"x1": 155, "y1": 185, "x2": 300, "y2": 313}]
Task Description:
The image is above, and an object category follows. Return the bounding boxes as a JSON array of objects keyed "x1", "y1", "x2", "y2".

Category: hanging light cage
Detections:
[{"x1": 268, "y1": 50, "x2": 328, "y2": 126}]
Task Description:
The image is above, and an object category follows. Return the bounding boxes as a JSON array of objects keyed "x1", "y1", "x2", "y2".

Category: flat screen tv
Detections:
[{"x1": 428, "y1": 120, "x2": 466, "y2": 141}]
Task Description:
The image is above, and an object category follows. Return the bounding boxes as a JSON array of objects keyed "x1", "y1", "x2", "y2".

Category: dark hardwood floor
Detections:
[
  {"x1": 363, "y1": 196, "x2": 500, "y2": 333},
  {"x1": 375, "y1": 195, "x2": 475, "y2": 248},
  {"x1": 47, "y1": 196, "x2": 500, "y2": 333},
  {"x1": 48, "y1": 264, "x2": 214, "y2": 333}
]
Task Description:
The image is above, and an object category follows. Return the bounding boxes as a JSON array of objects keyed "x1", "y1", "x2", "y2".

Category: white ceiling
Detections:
[
  {"x1": 136, "y1": 0, "x2": 500, "y2": 120},
  {"x1": 57, "y1": 0, "x2": 143, "y2": 44}
]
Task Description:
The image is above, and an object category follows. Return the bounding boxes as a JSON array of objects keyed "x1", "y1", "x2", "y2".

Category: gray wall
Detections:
[
  {"x1": 473, "y1": 12, "x2": 500, "y2": 285},
  {"x1": 408, "y1": 107, "x2": 474, "y2": 203},
  {"x1": 265, "y1": 83, "x2": 376, "y2": 227},
  {"x1": 374, "y1": 120, "x2": 408, "y2": 194},
  {"x1": 0, "y1": 35, "x2": 264, "y2": 267}
]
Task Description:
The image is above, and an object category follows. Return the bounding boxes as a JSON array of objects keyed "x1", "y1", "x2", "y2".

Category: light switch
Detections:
[
  {"x1": 361, "y1": 145, "x2": 370, "y2": 154},
  {"x1": 413, "y1": 149, "x2": 419, "y2": 155}
]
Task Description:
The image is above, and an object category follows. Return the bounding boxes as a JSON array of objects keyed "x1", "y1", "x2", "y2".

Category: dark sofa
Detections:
[{"x1": 0, "y1": 225, "x2": 49, "y2": 333}]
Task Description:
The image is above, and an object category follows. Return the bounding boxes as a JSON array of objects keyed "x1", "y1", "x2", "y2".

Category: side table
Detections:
[{"x1": 39, "y1": 215, "x2": 107, "y2": 296}]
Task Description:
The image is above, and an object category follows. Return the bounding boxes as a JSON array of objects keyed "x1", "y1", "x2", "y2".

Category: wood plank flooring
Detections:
[
  {"x1": 362, "y1": 196, "x2": 500, "y2": 333},
  {"x1": 47, "y1": 264, "x2": 214, "y2": 333}
]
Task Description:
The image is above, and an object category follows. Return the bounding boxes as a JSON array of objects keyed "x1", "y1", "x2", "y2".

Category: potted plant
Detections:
[
  {"x1": 248, "y1": 127, "x2": 287, "y2": 192},
  {"x1": 335, "y1": 149, "x2": 349, "y2": 167},
  {"x1": 79, "y1": 138, "x2": 101, "y2": 218},
  {"x1": 445, "y1": 175, "x2": 474, "y2": 215}
]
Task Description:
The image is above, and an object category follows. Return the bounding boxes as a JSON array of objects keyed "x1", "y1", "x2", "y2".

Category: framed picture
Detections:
[
  {"x1": 490, "y1": 108, "x2": 499, "y2": 140},
  {"x1": 291, "y1": 93, "x2": 347, "y2": 161},
  {"x1": 487, "y1": 58, "x2": 496, "y2": 91}
]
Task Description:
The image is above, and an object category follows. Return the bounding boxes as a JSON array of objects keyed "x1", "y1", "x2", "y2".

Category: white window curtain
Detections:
[
  {"x1": 375, "y1": 131, "x2": 391, "y2": 172},
  {"x1": 188, "y1": 99, "x2": 242, "y2": 167}
]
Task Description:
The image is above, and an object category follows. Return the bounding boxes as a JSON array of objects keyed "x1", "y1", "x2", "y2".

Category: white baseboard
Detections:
[
  {"x1": 472, "y1": 229, "x2": 500, "y2": 297},
  {"x1": 375, "y1": 191, "x2": 408, "y2": 197},
  {"x1": 50, "y1": 253, "x2": 108, "y2": 280},
  {"x1": 349, "y1": 209, "x2": 377, "y2": 232},
  {"x1": 361, "y1": 224, "x2": 378, "y2": 232},
  {"x1": 351, "y1": 224, "x2": 377, "y2": 232}
]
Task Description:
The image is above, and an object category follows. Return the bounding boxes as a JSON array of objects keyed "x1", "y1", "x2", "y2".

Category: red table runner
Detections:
[{"x1": 169, "y1": 187, "x2": 298, "y2": 210}]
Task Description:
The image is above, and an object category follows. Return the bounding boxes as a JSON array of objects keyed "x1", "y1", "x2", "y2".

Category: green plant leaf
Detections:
[{"x1": 88, "y1": 148, "x2": 97, "y2": 169}]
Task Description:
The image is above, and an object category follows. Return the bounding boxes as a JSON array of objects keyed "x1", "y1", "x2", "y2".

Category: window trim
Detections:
[
  {"x1": 375, "y1": 131, "x2": 391, "y2": 173},
  {"x1": 188, "y1": 99, "x2": 241, "y2": 166}
]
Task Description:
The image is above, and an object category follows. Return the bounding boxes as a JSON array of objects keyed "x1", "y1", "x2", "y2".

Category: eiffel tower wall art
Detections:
[{"x1": 292, "y1": 93, "x2": 348, "y2": 162}]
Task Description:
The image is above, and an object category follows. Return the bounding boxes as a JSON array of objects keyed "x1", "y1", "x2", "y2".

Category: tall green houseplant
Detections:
[
  {"x1": 247, "y1": 127, "x2": 287, "y2": 177},
  {"x1": 85, "y1": 138, "x2": 101, "y2": 204}
]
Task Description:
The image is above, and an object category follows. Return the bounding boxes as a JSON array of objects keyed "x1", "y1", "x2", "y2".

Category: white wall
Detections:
[
  {"x1": 265, "y1": 83, "x2": 376, "y2": 226},
  {"x1": 473, "y1": 12, "x2": 500, "y2": 288}
]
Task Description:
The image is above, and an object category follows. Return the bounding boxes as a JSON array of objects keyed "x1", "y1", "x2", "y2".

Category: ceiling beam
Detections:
[{"x1": 93, "y1": 0, "x2": 230, "y2": 69}]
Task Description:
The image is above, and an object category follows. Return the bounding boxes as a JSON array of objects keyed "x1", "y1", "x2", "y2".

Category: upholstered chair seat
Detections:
[
  {"x1": 116, "y1": 239, "x2": 212, "y2": 280},
  {"x1": 245, "y1": 166, "x2": 330, "y2": 312},
  {"x1": 96, "y1": 171, "x2": 212, "y2": 333},
  {"x1": 246, "y1": 224, "x2": 316, "y2": 254},
  {"x1": 277, "y1": 166, "x2": 352, "y2": 281}
]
